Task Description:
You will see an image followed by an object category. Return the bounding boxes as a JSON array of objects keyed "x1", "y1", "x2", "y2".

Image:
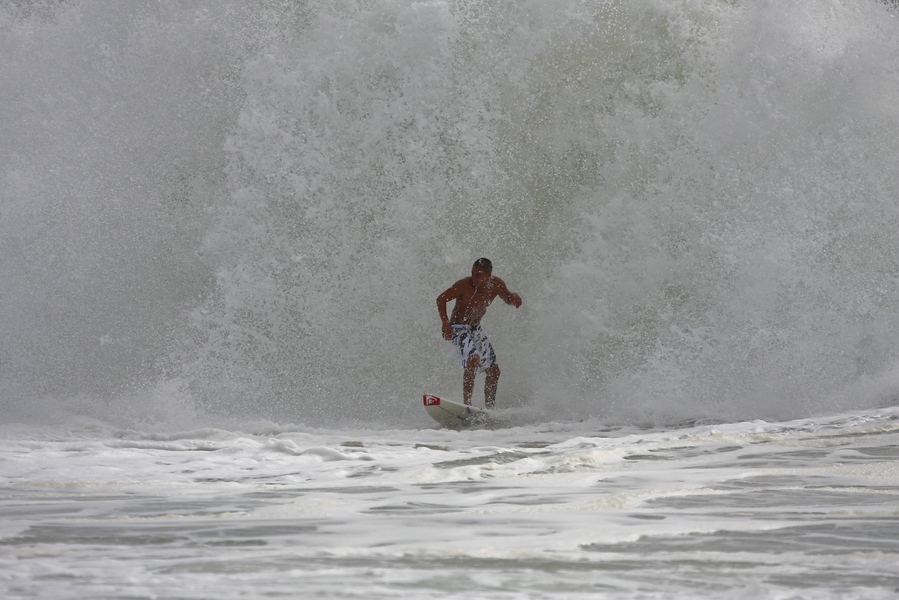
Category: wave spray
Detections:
[{"x1": 3, "y1": 0, "x2": 899, "y2": 426}]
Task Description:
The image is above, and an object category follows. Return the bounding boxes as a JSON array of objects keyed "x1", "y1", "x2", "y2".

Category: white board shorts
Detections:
[{"x1": 450, "y1": 323, "x2": 497, "y2": 373}]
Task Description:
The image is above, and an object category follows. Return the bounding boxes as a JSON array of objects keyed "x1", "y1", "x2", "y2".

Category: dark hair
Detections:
[{"x1": 473, "y1": 257, "x2": 493, "y2": 271}]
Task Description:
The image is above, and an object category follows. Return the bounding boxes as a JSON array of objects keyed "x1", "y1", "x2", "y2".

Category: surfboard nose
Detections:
[{"x1": 423, "y1": 394, "x2": 441, "y2": 406}]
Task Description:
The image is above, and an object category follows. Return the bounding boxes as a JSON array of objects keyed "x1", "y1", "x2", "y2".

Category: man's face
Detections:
[{"x1": 471, "y1": 267, "x2": 491, "y2": 287}]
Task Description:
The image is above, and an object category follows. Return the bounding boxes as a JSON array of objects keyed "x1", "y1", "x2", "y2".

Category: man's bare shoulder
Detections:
[
  {"x1": 452, "y1": 277, "x2": 474, "y2": 292},
  {"x1": 439, "y1": 277, "x2": 473, "y2": 299},
  {"x1": 488, "y1": 276, "x2": 510, "y2": 292}
]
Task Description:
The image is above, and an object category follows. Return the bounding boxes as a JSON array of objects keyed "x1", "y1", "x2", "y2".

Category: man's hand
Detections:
[
  {"x1": 442, "y1": 322, "x2": 453, "y2": 340},
  {"x1": 508, "y1": 293, "x2": 522, "y2": 309}
]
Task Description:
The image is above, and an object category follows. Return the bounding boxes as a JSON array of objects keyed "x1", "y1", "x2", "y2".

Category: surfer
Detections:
[{"x1": 436, "y1": 258, "x2": 522, "y2": 408}]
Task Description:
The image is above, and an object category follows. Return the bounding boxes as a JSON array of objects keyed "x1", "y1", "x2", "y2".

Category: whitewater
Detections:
[{"x1": 2, "y1": 0, "x2": 899, "y2": 598}]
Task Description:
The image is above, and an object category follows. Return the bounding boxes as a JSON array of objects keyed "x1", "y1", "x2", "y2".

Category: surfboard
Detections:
[{"x1": 423, "y1": 394, "x2": 489, "y2": 429}]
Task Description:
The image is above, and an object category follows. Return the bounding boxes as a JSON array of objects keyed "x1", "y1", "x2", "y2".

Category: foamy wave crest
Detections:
[{"x1": 3, "y1": 1, "x2": 899, "y2": 427}]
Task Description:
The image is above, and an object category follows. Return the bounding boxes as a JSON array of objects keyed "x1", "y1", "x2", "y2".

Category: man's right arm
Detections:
[{"x1": 437, "y1": 281, "x2": 463, "y2": 340}]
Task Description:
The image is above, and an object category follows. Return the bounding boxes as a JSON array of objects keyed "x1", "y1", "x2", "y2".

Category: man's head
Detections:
[
  {"x1": 471, "y1": 258, "x2": 493, "y2": 286},
  {"x1": 473, "y1": 258, "x2": 493, "y2": 272}
]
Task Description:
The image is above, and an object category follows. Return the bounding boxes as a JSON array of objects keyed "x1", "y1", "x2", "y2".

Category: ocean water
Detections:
[
  {"x1": 2, "y1": 0, "x2": 899, "y2": 597},
  {"x1": 2, "y1": 410, "x2": 898, "y2": 599}
]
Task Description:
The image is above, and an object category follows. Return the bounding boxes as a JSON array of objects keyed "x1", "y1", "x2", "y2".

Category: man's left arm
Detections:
[{"x1": 495, "y1": 277, "x2": 522, "y2": 309}]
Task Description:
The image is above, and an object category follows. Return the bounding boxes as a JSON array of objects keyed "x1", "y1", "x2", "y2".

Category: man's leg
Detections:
[
  {"x1": 485, "y1": 364, "x2": 500, "y2": 409},
  {"x1": 463, "y1": 355, "x2": 481, "y2": 405}
]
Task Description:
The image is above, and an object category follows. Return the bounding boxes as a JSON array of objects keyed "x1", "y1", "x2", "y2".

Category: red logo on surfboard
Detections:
[{"x1": 423, "y1": 394, "x2": 441, "y2": 406}]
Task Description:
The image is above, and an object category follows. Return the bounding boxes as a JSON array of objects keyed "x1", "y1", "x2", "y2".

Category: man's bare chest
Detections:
[{"x1": 461, "y1": 285, "x2": 496, "y2": 309}]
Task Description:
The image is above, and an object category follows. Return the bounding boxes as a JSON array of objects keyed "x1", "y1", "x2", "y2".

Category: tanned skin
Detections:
[{"x1": 437, "y1": 265, "x2": 522, "y2": 407}]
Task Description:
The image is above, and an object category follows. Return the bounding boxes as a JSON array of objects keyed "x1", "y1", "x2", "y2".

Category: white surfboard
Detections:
[{"x1": 423, "y1": 394, "x2": 489, "y2": 428}]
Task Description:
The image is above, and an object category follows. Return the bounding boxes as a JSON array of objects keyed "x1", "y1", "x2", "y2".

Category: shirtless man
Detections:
[{"x1": 436, "y1": 258, "x2": 522, "y2": 407}]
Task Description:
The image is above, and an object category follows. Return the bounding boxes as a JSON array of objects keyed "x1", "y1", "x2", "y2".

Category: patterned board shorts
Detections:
[{"x1": 451, "y1": 323, "x2": 497, "y2": 373}]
